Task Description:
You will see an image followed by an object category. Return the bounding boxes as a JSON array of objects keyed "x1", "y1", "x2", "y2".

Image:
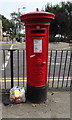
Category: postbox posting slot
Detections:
[{"x1": 31, "y1": 30, "x2": 45, "y2": 34}]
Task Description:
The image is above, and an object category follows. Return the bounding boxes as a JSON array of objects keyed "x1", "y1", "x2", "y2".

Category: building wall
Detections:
[{"x1": 0, "y1": 19, "x2": 3, "y2": 41}]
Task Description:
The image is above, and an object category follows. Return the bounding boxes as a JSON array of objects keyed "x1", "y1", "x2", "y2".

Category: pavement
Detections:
[
  {"x1": 0, "y1": 41, "x2": 72, "y2": 119},
  {"x1": 0, "y1": 91, "x2": 71, "y2": 119}
]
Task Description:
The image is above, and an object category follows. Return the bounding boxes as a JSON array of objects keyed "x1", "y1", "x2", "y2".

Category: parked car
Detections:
[
  {"x1": 55, "y1": 34, "x2": 64, "y2": 39},
  {"x1": 16, "y1": 37, "x2": 26, "y2": 42},
  {"x1": 20, "y1": 37, "x2": 26, "y2": 42}
]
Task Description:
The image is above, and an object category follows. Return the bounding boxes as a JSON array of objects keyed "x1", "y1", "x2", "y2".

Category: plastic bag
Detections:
[{"x1": 10, "y1": 86, "x2": 26, "y2": 103}]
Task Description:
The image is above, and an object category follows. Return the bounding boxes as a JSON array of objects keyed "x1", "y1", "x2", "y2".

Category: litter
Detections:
[{"x1": 10, "y1": 86, "x2": 26, "y2": 104}]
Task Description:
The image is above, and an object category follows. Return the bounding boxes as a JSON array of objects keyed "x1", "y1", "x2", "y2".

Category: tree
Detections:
[
  {"x1": 10, "y1": 12, "x2": 24, "y2": 38},
  {"x1": 0, "y1": 14, "x2": 15, "y2": 34},
  {"x1": 10, "y1": 12, "x2": 18, "y2": 36},
  {"x1": 45, "y1": 1, "x2": 72, "y2": 41},
  {"x1": 10, "y1": 12, "x2": 18, "y2": 23}
]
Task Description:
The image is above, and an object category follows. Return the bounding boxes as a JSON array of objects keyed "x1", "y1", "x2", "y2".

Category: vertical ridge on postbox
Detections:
[{"x1": 20, "y1": 8, "x2": 55, "y2": 103}]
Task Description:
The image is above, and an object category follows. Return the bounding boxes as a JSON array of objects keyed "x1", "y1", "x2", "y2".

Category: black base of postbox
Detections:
[{"x1": 27, "y1": 84, "x2": 48, "y2": 103}]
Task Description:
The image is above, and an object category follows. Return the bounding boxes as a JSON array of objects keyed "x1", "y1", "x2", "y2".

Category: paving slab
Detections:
[{"x1": 1, "y1": 91, "x2": 71, "y2": 119}]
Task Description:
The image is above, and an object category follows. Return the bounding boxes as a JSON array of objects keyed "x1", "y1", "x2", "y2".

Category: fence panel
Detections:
[
  {"x1": 0, "y1": 49, "x2": 71, "y2": 90},
  {"x1": 48, "y1": 50, "x2": 72, "y2": 89}
]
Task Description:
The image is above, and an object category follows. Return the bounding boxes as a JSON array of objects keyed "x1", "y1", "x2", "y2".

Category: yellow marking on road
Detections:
[
  {"x1": 0, "y1": 77, "x2": 72, "y2": 80},
  {"x1": 49, "y1": 77, "x2": 72, "y2": 78},
  {"x1": 0, "y1": 77, "x2": 71, "y2": 82}
]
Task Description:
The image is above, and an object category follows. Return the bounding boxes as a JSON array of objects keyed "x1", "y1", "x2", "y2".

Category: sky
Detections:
[{"x1": 0, "y1": 0, "x2": 71, "y2": 19}]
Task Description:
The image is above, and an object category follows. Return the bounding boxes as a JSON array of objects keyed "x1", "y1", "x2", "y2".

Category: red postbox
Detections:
[{"x1": 20, "y1": 8, "x2": 55, "y2": 103}]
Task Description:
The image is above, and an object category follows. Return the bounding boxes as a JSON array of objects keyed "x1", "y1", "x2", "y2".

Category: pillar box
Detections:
[{"x1": 20, "y1": 8, "x2": 55, "y2": 103}]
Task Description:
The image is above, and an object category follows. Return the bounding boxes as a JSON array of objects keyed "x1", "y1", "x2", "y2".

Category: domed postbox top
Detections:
[{"x1": 20, "y1": 8, "x2": 55, "y2": 24}]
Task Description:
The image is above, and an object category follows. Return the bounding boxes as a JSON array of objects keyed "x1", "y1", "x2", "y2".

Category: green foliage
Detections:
[
  {"x1": 10, "y1": 11, "x2": 24, "y2": 37},
  {"x1": 19, "y1": 34, "x2": 24, "y2": 37},
  {"x1": 0, "y1": 14, "x2": 15, "y2": 34},
  {"x1": 45, "y1": 1, "x2": 72, "y2": 42},
  {"x1": 49, "y1": 35, "x2": 55, "y2": 42},
  {"x1": 10, "y1": 12, "x2": 19, "y2": 24}
]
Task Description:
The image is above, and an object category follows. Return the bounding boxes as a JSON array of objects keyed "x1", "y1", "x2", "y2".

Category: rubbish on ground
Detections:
[
  {"x1": 32, "y1": 104, "x2": 37, "y2": 107},
  {"x1": 51, "y1": 93, "x2": 54, "y2": 95},
  {"x1": 10, "y1": 86, "x2": 26, "y2": 103}
]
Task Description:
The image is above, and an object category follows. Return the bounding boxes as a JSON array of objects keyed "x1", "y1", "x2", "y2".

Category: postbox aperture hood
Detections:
[{"x1": 20, "y1": 8, "x2": 55, "y2": 24}]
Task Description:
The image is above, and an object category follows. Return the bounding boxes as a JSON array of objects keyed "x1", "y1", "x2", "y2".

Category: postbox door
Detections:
[
  {"x1": 27, "y1": 36, "x2": 48, "y2": 87},
  {"x1": 26, "y1": 25, "x2": 49, "y2": 87}
]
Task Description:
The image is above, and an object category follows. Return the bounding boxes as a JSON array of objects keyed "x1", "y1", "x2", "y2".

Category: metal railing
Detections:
[{"x1": 0, "y1": 49, "x2": 72, "y2": 90}]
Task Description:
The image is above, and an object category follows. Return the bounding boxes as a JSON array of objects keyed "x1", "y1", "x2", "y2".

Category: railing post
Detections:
[
  {"x1": 8, "y1": 50, "x2": 15, "y2": 88},
  {"x1": 3, "y1": 50, "x2": 6, "y2": 89}
]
